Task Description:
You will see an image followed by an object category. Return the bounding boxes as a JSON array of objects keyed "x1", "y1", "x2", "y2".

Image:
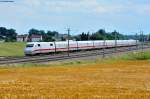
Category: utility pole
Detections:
[
  {"x1": 140, "y1": 31, "x2": 144, "y2": 52},
  {"x1": 136, "y1": 33, "x2": 138, "y2": 50},
  {"x1": 88, "y1": 32, "x2": 90, "y2": 41},
  {"x1": 102, "y1": 35, "x2": 106, "y2": 58},
  {"x1": 67, "y1": 28, "x2": 70, "y2": 56},
  {"x1": 115, "y1": 31, "x2": 117, "y2": 53}
]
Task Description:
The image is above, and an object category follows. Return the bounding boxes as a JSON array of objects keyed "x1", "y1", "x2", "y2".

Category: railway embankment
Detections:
[
  {"x1": 1, "y1": 50, "x2": 150, "y2": 68},
  {"x1": 0, "y1": 46, "x2": 148, "y2": 65}
]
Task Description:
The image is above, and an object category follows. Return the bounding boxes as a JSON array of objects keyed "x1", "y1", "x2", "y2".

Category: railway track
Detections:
[
  {"x1": 0, "y1": 45, "x2": 149, "y2": 65},
  {"x1": 0, "y1": 46, "x2": 136, "y2": 61}
]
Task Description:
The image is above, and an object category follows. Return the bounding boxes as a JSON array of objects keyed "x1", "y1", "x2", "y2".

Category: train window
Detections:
[
  {"x1": 38, "y1": 44, "x2": 40, "y2": 47},
  {"x1": 26, "y1": 44, "x2": 34, "y2": 48},
  {"x1": 50, "y1": 44, "x2": 53, "y2": 46}
]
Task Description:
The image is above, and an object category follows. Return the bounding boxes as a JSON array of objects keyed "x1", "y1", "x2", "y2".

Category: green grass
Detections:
[
  {"x1": 1, "y1": 51, "x2": 150, "y2": 68},
  {"x1": 0, "y1": 42, "x2": 26, "y2": 56},
  {"x1": 117, "y1": 51, "x2": 150, "y2": 60},
  {"x1": 0, "y1": 59, "x2": 99, "y2": 68}
]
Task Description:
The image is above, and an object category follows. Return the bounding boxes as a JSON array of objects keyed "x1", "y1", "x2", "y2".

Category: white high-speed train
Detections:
[{"x1": 24, "y1": 40, "x2": 138, "y2": 55}]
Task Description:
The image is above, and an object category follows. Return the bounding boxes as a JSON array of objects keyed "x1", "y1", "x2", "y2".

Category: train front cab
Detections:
[{"x1": 24, "y1": 43, "x2": 36, "y2": 56}]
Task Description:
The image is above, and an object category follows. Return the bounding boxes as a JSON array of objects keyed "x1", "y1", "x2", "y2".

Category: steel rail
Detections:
[
  {"x1": 0, "y1": 45, "x2": 137, "y2": 61},
  {"x1": 0, "y1": 45, "x2": 149, "y2": 65},
  {"x1": 1, "y1": 45, "x2": 147, "y2": 61}
]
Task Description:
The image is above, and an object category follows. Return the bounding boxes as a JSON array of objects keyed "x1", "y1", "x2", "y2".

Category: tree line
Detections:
[
  {"x1": 0, "y1": 27, "x2": 149, "y2": 42},
  {"x1": 27, "y1": 29, "x2": 127, "y2": 41},
  {"x1": 28, "y1": 28, "x2": 59, "y2": 42},
  {"x1": 75, "y1": 29, "x2": 124, "y2": 41}
]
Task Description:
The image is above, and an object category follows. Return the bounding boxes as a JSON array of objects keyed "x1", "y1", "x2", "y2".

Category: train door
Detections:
[
  {"x1": 36, "y1": 43, "x2": 41, "y2": 54},
  {"x1": 49, "y1": 43, "x2": 55, "y2": 52}
]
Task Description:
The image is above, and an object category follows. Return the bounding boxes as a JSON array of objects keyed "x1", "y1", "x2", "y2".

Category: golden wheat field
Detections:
[{"x1": 0, "y1": 60, "x2": 150, "y2": 99}]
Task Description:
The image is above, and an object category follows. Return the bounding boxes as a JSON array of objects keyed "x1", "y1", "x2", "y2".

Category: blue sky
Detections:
[{"x1": 0, "y1": 0, "x2": 150, "y2": 35}]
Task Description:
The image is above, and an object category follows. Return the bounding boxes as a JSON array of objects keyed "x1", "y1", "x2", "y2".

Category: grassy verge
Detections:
[
  {"x1": 2, "y1": 51, "x2": 150, "y2": 68},
  {"x1": 118, "y1": 51, "x2": 150, "y2": 60},
  {"x1": 0, "y1": 59, "x2": 101, "y2": 69},
  {"x1": 0, "y1": 42, "x2": 26, "y2": 56}
]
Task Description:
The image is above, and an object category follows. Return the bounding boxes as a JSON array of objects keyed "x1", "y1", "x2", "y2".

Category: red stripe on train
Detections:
[{"x1": 33, "y1": 46, "x2": 98, "y2": 52}]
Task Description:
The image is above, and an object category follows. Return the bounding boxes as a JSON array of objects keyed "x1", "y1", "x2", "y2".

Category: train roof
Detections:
[{"x1": 26, "y1": 40, "x2": 137, "y2": 44}]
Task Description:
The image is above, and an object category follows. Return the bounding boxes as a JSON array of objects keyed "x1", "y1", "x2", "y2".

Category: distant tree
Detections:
[
  {"x1": 90, "y1": 33, "x2": 96, "y2": 40},
  {"x1": 47, "y1": 31, "x2": 58, "y2": 37},
  {"x1": 28, "y1": 28, "x2": 44, "y2": 36},
  {"x1": 111, "y1": 30, "x2": 124, "y2": 40},
  {"x1": 76, "y1": 29, "x2": 125, "y2": 41},
  {"x1": 97, "y1": 29, "x2": 106, "y2": 35},
  {"x1": 43, "y1": 31, "x2": 59, "y2": 42},
  {"x1": 0, "y1": 27, "x2": 17, "y2": 42},
  {"x1": 28, "y1": 29, "x2": 62, "y2": 42},
  {"x1": 0, "y1": 27, "x2": 7, "y2": 36},
  {"x1": 39, "y1": 30, "x2": 46, "y2": 35},
  {"x1": 6, "y1": 29, "x2": 17, "y2": 42},
  {"x1": 79, "y1": 32, "x2": 90, "y2": 41},
  {"x1": 90, "y1": 29, "x2": 106, "y2": 40}
]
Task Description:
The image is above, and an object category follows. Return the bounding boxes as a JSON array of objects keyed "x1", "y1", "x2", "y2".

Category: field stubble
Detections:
[{"x1": 0, "y1": 60, "x2": 150, "y2": 98}]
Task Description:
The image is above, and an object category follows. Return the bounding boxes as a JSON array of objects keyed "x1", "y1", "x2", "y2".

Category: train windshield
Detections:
[{"x1": 26, "y1": 44, "x2": 34, "y2": 48}]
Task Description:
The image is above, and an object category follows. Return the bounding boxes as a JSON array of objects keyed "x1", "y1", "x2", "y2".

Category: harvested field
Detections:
[{"x1": 0, "y1": 60, "x2": 150, "y2": 98}]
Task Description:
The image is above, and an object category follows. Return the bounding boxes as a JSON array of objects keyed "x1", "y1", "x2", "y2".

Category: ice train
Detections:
[{"x1": 24, "y1": 40, "x2": 138, "y2": 55}]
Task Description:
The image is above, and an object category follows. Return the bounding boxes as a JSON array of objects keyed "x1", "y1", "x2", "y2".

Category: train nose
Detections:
[{"x1": 24, "y1": 48, "x2": 33, "y2": 55}]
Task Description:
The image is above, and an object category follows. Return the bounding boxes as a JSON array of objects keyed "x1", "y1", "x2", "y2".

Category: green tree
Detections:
[
  {"x1": 0, "y1": 27, "x2": 17, "y2": 42},
  {"x1": 80, "y1": 32, "x2": 89, "y2": 41},
  {"x1": 29, "y1": 28, "x2": 41, "y2": 36},
  {"x1": 111, "y1": 30, "x2": 124, "y2": 40}
]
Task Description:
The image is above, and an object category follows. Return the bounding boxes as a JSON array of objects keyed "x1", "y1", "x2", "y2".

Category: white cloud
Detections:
[
  {"x1": 0, "y1": 0, "x2": 145, "y2": 16},
  {"x1": 1, "y1": 0, "x2": 150, "y2": 15},
  {"x1": 15, "y1": 0, "x2": 114, "y2": 13},
  {"x1": 0, "y1": 0, "x2": 150, "y2": 34}
]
